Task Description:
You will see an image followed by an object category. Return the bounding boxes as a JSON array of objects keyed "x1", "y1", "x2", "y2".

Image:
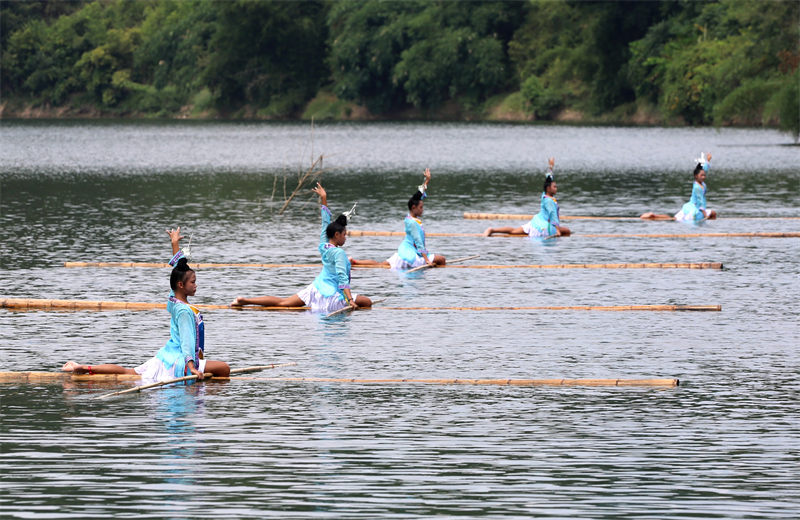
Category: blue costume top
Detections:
[
  {"x1": 397, "y1": 190, "x2": 428, "y2": 263},
  {"x1": 679, "y1": 162, "x2": 711, "y2": 221},
  {"x1": 529, "y1": 193, "x2": 560, "y2": 236},
  {"x1": 679, "y1": 181, "x2": 708, "y2": 221},
  {"x1": 155, "y1": 290, "x2": 204, "y2": 378},
  {"x1": 312, "y1": 205, "x2": 351, "y2": 300}
]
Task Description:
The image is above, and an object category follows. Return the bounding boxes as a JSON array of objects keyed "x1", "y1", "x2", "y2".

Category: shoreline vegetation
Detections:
[{"x1": 1, "y1": 1, "x2": 797, "y2": 138}]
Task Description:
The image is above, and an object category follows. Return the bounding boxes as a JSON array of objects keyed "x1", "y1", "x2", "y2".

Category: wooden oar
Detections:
[
  {"x1": 93, "y1": 363, "x2": 296, "y2": 400},
  {"x1": 406, "y1": 254, "x2": 481, "y2": 274}
]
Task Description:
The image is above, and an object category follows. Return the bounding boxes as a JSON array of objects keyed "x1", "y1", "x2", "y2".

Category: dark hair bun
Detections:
[
  {"x1": 335, "y1": 214, "x2": 348, "y2": 226},
  {"x1": 175, "y1": 257, "x2": 190, "y2": 270}
]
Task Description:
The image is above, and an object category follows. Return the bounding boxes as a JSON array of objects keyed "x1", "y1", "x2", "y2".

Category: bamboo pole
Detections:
[
  {"x1": 64, "y1": 261, "x2": 723, "y2": 270},
  {"x1": 0, "y1": 372, "x2": 678, "y2": 387},
  {"x1": 0, "y1": 298, "x2": 720, "y2": 313},
  {"x1": 444, "y1": 262, "x2": 723, "y2": 269},
  {"x1": 348, "y1": 230, "x2": 482, "y2": 237},
  {"x1": 240, "y1": 377, "x2": 679, "y2": 387},
  {"x1": 0, "y1": 363, "x2": 297, "y2": 384},
  {"x1": 93, "y1": 362, "x2": 297, "y2": 399},
  {"x1": 64, "y1": 262, "x2": 321, "y2": 269},
  {"x1": 464, "y1": 212, "x2": 800, "y2": 221},
  {"x1": 579, "y1": 232, "x2": 800, "y2": 238},
  {"x1": 378, "y1": 305, "x2": 720, "y2": 311},
  {"x1": 350, "y1": 230, "x2": 800, "y2": 238},
  {"x1": 0, "y1": 298, "x2": 311, "y2": 312},
  {"x1": 406, "y1": 254, "x2": 481, "y2": 274},
  {"x1": 93, "y1": 372, "x2": 212, "y2": 399}
]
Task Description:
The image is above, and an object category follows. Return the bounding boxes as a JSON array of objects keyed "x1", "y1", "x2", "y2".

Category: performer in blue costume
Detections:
[
  {"x1": 484, "y1": 158, "x2": 571, "y2": 238},
  {"x1": 231, "y1": 183, "x2": 373, "y2": 312},
  {"x1": 641, "y1": 152, "x2": 716, "y2": 221},
  {"x1": 352, "y1": 168, "x2": 447, "y2": 270},
  {"x1": 62, "y1": 228, "x2": 230, "y2": 381}
]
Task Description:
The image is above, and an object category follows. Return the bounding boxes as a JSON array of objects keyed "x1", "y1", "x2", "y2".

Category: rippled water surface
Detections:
[{"x1": 1, "y1": 121, "x2": 799, "y2": 518}]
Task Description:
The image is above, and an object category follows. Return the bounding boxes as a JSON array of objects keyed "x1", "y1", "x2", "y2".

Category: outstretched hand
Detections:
[
  {"x1": 548, "y1": 157, "x2": 555, "y2": 169},
  {"x1": 312, "y1": 182, "x2": 327, "y2": 205},
  {"x1": 166, "y1": 227, "x2": 184, "y2": 244},
  {"x1": 423, "y1": 167, "x2": 431, "y2": 184},
  {"x1": 706, "y1": 152, "x2": 712, "y2": 161}
]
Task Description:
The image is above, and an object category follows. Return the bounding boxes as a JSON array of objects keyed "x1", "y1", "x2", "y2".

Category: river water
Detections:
[{"x1": 1, "y1": 121, "x2": 798, "y2": 519}]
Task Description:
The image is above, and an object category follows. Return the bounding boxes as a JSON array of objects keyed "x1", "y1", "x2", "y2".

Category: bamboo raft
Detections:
[
  {"x1": 464, "y1": 212, "x2": 800, "y2": 221},
  {"x1": 0, "y1": 298, "x2": 721, "y2": 312},
  {"x1": 0, "y1": 372, "x2": 677, "y2": 387},
  {"x1": 64, "y1": 261, "x2": 723, "y2": 269}
]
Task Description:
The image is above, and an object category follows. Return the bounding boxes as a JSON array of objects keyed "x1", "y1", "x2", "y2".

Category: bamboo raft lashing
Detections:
[
  {"x1": 64, "y1": 261, "x2": 723, "y2": 269},
  {"x1": 463, "y1": 212, "x2": 800, "y2": 221},
  {"x1": 0, "y1": 372, "x2": 678, "y2": 387},
  {"x1": 0, "y1": 298, "x2": 721, "y2": 312}
]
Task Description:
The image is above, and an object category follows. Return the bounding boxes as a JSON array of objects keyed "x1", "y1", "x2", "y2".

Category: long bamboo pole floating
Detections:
[
  {"x1": 444, "y1": 262, "x2": 724, "y2": 269},
  {"x1": 464, "y1": 212, "x2": 800, "y2": 221},
  {"x1": 0, "y1": 298, "x2": 720, "y2": 313},
  {"x1": 240, "y1": 377, "x2": 679, "y2": 387},
  {"x1": 0, "y1": 363, "x2": 297, "y2": 384},
  {"x1": 578, "y1": 232, "x2": 800, "y2": 238},
  {"x1": 64, "y1": 262, "x2": 321, "y2": 269},
  {"x1": 0, "y1": 298, "x2": 309, "y2": 312},
  {"x1": 379, "y1": 305, "x2": 720, "y2": 311},
  {"x1": 0, "y1": 372, "x2": 677, "y2": 387},
  {"x1": 349, "y1": 230, "x2": 800, "y2": 238},
  {"x1": 65, "y1": 261, "x2": 722, "y2": 269}
]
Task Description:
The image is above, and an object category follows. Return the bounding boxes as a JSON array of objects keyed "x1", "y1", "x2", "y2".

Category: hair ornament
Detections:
[{"x1": 342, "y1": 202, "x2": 358, "y2": 224}]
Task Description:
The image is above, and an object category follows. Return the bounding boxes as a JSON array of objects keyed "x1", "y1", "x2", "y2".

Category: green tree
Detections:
[
  {"x1": 329, "y1": 1, "x2": 524, "y2": 113},
  {"x1": 202, "y1": 0, "x2": 328, "y2": 114}
]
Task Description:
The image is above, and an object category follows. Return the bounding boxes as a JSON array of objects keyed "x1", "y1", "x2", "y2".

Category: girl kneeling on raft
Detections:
[
  {"x1": 231, "y1": 183, "x2": 372, "y2": 312},
  {"x1": 351, "y1": 168, "x2": 447, "y2": 270},
  {"x1": 62, "y1": 228, "x2": 230, "y2": 381},
  {"x1": 641, "y1": 153, "x2": 717, "y2": 221},
  {"x1": 484, "y1": 158, "x2": 571, "y2": 238}
]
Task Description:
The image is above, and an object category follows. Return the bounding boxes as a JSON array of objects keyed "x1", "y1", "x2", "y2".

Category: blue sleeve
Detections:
[
  {"x1": 334, "y1": 249, "x2": 350, "y2": 289},
  {"x1": 319, "y1": 205, "x2": 332, "y2": 248},
  {"x1": 407, "y1": 219, "x2": 427, "y2": 255},
  {"x1": 546, "y1": 198, "x2": 560, "y2": 226},
  {"x1": 176, "y1": 309, "x2": 196, "y2": 364}
]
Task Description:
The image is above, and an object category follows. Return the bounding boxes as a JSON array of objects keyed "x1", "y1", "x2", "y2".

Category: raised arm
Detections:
[
  {"x1": 313, "y1": 183, "x2": 332, "y2": 246},
  {"x1": 166, "y1": 227, "x2": 184, "y2": 256}
]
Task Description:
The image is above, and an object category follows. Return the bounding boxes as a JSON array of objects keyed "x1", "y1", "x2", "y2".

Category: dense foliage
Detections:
[{"x1": 1, "y1": 0, "x2": 797, "y2": 137}]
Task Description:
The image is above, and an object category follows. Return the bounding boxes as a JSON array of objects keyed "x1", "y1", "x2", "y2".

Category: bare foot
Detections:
[
  {"x1": 483, "y1": 228, "x2": 493, "y2": 237},
  {"x1": 62, "y1": 361, "x2": 84, "y2": 373},
  {"x1": 230, "y1": 297, "x2": 245, "y2": 307}
]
